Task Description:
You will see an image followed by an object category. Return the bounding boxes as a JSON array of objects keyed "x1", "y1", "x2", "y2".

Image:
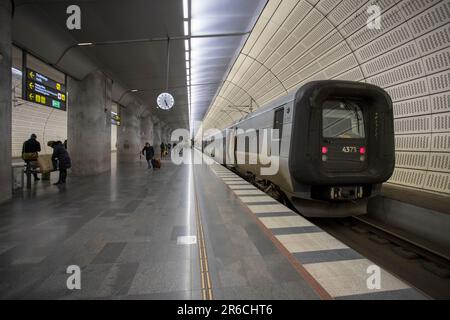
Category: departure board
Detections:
[{"x1": 24, "y1": 68, "x2": 67, "y2": 111}]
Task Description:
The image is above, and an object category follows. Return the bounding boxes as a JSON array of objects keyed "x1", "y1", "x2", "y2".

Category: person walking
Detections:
[
  {"x1": 50, "y1": 141, "x2": 71, "y2": 185},
  {"x1": 142, "y1": 142, "x2": 155, "y2": 169},
  {"x1": 22, "y1": 133, "x2": 41, "y2": 181}
]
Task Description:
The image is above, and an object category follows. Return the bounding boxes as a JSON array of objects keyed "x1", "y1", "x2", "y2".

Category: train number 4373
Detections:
[{"x1": 342, "y1": 146, "x2": 358, "y2": 153}]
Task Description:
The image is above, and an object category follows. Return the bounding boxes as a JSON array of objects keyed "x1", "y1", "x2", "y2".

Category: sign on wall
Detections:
[
  {"x1": 24, "y1": 68, "x2": 67, "y2": 111},
  {"x1": 111, "y1": 111, "x2": 121, "y2": 126}
]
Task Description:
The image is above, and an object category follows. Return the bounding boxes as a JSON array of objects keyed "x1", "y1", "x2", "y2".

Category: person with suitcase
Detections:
[{"x1": 142, "y1": 142, "x2": 155, "y2": 169}]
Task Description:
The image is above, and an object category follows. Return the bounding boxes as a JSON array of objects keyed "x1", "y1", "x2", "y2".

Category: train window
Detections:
[
  {"x1": 273, "y1": 108, "x2": 284, "y2": 148},
  {"x1": 256, "y1": 130, "x2": 259, "y2": 154},
  {"x1": 322, "y1": 101, "x2": 365, "y2": 139}
]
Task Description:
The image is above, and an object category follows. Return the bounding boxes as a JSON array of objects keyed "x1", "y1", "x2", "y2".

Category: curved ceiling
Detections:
[
  {"x1": 199, "y1": 0, "x2": 450, "y2": 195},
  {"x1": 11, "y1": 0, "x2": 267, "y2": 131}
]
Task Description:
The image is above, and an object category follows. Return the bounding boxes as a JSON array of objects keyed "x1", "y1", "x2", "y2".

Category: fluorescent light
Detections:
[
  {"x1": 186, "y1": 69, "x2": 190, "y2": 75},
  {"x1": 185, "y1": 39, "x2": 189, "y2": 51},
  {"x1": 78, "y1": 42, "x2": 93, "y2": 46},
  {"x1": 184, "y1": 21, "x2": 189, "y2": 36},
  {"x1": 183, "y1": 0, "x2": 189, "y2": 19},
  {"x1": 185, "y1": 51, "x2": 190, "y2": 61},
  {"x1": 11, "y1": 67, "x2": 23, "y2": 76},
  {"x1": 186, "y1": 61, "x2": 190, "y2": 69},
  {"x1": 131, "y1": 89, "x2": 138, "y2": 92}
]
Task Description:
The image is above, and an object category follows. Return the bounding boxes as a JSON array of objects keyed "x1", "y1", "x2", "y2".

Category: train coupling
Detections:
[{"x1": 330, "y1": 186, "x2": 364, "y2": 200}]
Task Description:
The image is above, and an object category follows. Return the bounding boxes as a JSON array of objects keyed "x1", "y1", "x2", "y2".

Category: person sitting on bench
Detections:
[{"x1": 22, "y1": 133, "x2": 41, "y2": 181}]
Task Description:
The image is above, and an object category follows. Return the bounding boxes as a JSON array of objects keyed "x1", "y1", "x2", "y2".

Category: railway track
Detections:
[
  {"x1": 310, "y1": 216, "x2": 450, "y2": 299},
  {"x1": 225, "y1": 164, "x2": 450, "y2": 298}
]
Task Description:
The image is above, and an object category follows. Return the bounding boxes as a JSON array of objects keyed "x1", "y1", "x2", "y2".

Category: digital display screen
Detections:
[
  {"x1": 24, "y1": 68, "x2": 67, "y2": 111},
  {"x1": 111, "y1": 112, "x2": 121, "y2": 126}
]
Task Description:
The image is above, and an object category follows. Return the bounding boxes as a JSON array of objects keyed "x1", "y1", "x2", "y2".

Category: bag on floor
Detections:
[
  {"x1": 37, "y1": 154, "x2": 54, "y2": 173},
  {"x1": 152, "y1": 158, "x2": 161, "y2": 169}
]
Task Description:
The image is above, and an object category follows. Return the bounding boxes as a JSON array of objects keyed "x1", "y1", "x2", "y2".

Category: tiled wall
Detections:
[{"x1": 202, "y1": 0, "x2": 450, "y2": 195}]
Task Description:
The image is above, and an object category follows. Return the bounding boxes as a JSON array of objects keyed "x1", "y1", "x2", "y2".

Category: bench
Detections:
[{"x1": 14, "y1": 154, "x2": 57, "y2": 189}]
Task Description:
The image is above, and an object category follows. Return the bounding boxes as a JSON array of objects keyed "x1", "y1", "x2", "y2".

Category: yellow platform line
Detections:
[{"x1": 194, "y1": 170, "x2": 214, "y2": 300}]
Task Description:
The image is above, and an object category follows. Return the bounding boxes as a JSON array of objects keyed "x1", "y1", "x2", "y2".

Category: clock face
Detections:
[{"x1": 157, "y1": 92, "x2": 174, "y2": 110}]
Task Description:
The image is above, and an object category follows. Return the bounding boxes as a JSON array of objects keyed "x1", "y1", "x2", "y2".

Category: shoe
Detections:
[
  {"x1": 53, "y1": 181, "x2": 62, "y2": 185},
  {"x1": 34, "y1": 177, "x2": 41, "y2": 181}
]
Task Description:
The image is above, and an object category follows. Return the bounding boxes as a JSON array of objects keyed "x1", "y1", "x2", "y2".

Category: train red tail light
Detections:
[
  {"x1": 321, "y1": 146, "x2": 328, "y2": 154},
  {"x1": 360, "y1": 147, "x2": 366, "y2": 155}
]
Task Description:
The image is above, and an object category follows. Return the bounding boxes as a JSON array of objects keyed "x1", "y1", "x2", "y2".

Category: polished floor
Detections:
[{"x1": 0, "y1": 153, "x2": 320, "y2": 299}]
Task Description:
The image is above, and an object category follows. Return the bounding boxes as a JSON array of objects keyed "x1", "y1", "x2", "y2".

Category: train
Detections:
[{"x1": 200, "y1": 80, "x2": 395, "y2": 217}]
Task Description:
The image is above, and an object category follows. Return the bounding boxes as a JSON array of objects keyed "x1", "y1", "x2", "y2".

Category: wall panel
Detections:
[{"x1": 201, "y1": 0, "x2": 450, "y2": 195}]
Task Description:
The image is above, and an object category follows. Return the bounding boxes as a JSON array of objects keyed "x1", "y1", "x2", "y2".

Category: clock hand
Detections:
[{"x1": 165, "y1": 99, "x2": 168, "y2": 107}]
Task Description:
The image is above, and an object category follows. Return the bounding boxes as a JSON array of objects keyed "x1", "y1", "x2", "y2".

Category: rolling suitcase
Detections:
[{"x1": 152, "y1": 158, "x2": 161, "y2": 169}]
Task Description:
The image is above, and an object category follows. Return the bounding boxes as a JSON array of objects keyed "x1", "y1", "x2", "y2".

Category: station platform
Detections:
[{"x1": 0, "y1": 152, "x2": 427, "y2": 300}]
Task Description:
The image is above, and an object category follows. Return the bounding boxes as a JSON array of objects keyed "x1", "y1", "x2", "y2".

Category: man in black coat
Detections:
[
  {"x1": 22, "y1": 133, "x2": 41, "y2": 181},
  {"x1": 50, "y1": 141, "x2": 71, "y2": 185},
  {"x1": 142, "y1": 142, "x2": 155, "y2": 169}
]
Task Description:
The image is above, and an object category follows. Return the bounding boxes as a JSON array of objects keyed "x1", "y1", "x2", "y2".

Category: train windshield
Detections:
[{"x1": 322, "y1": 100, "x2": 365, "y2": 139}]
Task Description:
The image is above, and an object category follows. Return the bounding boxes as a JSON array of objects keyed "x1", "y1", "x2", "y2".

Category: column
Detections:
[
  {"x1": 67, "y1": 70, "x2": 112, "y2": 175},
  {"x1": 153, "y1": 121, "x2": 162, "y2": 157},
  {"x1": 117, "y1": 103, "x2": 141, "y2": 162},
  {"x1": 140, "y1": 115, "x2": 155, "y2": 147},
  {"x1": 0, "y1": 0, "x2": 12, "y2": 203}
]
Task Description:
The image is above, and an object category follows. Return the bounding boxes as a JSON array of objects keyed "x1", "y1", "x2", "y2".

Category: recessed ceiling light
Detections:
[
  {"x1": 78, "y1": 42, "x2": 93, "y2": 46},
  {"x1": 131, "y1": 89, "x2": 138, "y2": 92},
  {"x1": 183, "y1": 0, "x2": 189, "y2": 19}
]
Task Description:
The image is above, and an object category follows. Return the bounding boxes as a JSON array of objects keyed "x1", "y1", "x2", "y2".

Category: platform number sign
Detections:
[{"x1": 24, "y1": 68, "x2": 67, "y2": 111}]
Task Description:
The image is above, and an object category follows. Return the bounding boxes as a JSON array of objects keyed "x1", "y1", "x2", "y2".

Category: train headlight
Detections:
[
  {"x1": 321, "y1": 146, "x2": 328, "y2": 154},
  {"x1": 360, "y1": 155, "x2": 365, "y2": 161},
  {"x1": 322, "y1": 155, "x2": 328, "y2": 162},
  {"x1": 359, "y1": 147, "x2": 366, "y2": 154}
]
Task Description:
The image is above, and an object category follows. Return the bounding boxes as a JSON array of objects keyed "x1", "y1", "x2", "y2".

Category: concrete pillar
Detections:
[
  {"x1": 67, "y1": 70, "x2": 112, "y2": 175},
  {"x1": 140, "y1": 115, "x2": 155, "y2": 147},
  {"x1": 166, "y1": 127, "x2": 172, "y2": 143},
  {"x1": 0, "y1": 0, "x2": 12, "y2": 203},
  {"x1": 117, "y1": 103, "x2": 141, "y2": 162},
  {"x1": 153, "y1": 121, "x2": 162, "y2": 156}
]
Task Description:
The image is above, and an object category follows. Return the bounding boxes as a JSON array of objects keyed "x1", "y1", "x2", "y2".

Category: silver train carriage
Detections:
[{"x1": 202, "y1": 80, "x2": 395, "y2": 217}]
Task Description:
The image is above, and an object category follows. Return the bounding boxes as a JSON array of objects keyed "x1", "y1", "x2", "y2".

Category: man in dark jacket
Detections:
[
  {"x1": 22, "y1": 133, "x2": 41, "y2": 181},
  {"x1": 50, "y1": 141, "x2": 71, "y2": 185},
  {"x1": 142, "y1": 142, "x2": 155, "y2": 169}
]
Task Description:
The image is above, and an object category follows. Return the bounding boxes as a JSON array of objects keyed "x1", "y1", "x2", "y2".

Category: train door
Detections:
[
  {"x1": 233, "y1": 129, "x2": 238, "y2": 167},
  {"x1": 227, "y1": 128, "x2": 237, "y2": 167}
]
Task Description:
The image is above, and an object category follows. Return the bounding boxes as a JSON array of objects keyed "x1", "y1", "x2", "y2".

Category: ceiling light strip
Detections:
[{"x1": 184, "y1": 0, "x2": 192, "y2": 135}]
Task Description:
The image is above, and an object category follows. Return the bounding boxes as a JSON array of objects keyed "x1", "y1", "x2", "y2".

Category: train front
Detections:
[{"x1": 288, "y1": 80, "x2": 395, "y2": 217}]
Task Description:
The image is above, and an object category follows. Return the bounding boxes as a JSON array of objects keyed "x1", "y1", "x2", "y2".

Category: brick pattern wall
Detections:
[{"x1": 11, "y1": 69, "x2": 67, "y2": 157}]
